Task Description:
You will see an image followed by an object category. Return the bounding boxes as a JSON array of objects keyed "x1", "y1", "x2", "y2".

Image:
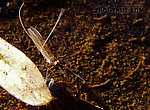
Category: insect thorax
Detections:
[{"x1": 47, "y1": 57, "x2": 59, "y2": 66}]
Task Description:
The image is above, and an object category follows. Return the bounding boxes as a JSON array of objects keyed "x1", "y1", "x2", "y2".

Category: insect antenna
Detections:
[
  {"x1": 19, "y1": 3, "x2": 31, "y2": 37},
  {"x1": 42, "y1": 8, "x2": 65, "y2": 47}
]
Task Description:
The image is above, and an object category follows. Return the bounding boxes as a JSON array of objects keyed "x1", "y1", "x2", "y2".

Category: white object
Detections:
[{"x1": 0, "y1": 37, "x2": 52, "y2": 106}]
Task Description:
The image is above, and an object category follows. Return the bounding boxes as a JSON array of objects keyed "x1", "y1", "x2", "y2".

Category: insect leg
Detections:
[
  {"x1": 48, "y1": 78, "x2": 54, "y2": 88},
  {"x1": 58, "y1": 66, "x2": 67, "y2": 78},
  {"x1": 62, "y1": 60, "x2": 86, "y2": 83},
  {"x1": 66, "y1": 66, "x2": 86, "y2": 84},
  {"x1": 45, "y1": 66, "x2": 55, "y2": 82}
]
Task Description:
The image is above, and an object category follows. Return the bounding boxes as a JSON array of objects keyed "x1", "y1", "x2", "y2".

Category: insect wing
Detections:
[
  {"x1": 28, "y1": 27, "x2": 44, "y2": 51},
  {"x1": 27, "y1": 27, "x2": 54, "y2": 62},
  {"x1": 0, "y1": 37, "x2": 52, "y2": 106}
]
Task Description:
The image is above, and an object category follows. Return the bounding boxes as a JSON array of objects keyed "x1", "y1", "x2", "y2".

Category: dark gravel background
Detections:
[{"x1": 0, "y1": 0, "x2": 149, "y2": 110}]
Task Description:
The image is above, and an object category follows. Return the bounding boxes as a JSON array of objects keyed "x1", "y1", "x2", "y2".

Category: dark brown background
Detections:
[{"x1": 0, "y1": 0, "x2": 149, "y2": 110}]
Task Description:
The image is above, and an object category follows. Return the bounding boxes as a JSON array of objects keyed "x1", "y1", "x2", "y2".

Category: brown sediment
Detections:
[{"x1": 0, "y1": 0, "x2": 149, "y2": 110}]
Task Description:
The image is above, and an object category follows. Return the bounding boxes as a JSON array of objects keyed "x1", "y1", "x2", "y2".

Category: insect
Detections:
[
  {"x1": 19, "y1": 3, "x2": 86, "y2": 83},
  {"x1": 0, "y1": 37, "x2": 52, "y2": 106}
]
